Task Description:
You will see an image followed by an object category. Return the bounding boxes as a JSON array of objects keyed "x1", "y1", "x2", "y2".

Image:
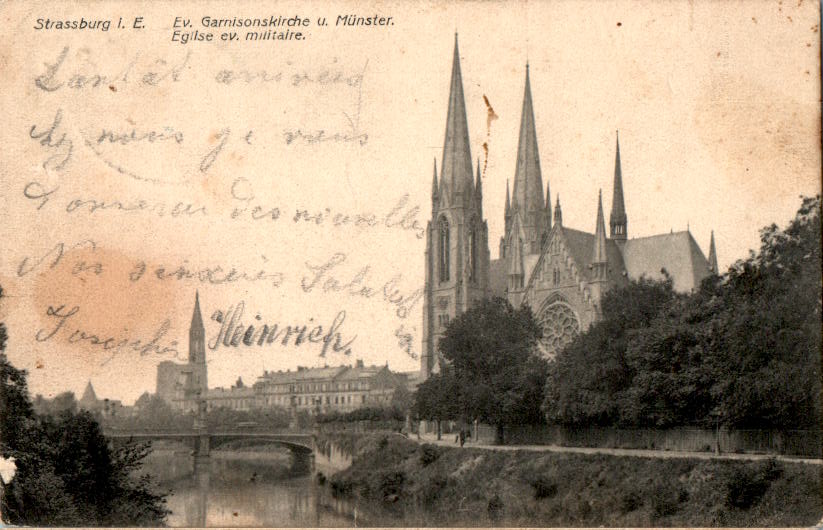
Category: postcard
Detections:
[{"x1": 0, "y1": 0, "x2": 820, "y2": 527}]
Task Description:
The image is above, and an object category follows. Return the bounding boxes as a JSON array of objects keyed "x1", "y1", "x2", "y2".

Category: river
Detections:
[{"x1": 143, "y1": 444, "x2": 370, "y2": 527}]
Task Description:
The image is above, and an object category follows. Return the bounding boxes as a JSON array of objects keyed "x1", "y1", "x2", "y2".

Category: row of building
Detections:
[{"x1": 154, "y1": 293, "x2": 412, "y2": 414}]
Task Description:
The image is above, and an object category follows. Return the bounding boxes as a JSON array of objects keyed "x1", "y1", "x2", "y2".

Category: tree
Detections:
[
  {"x1": 0, "y1": 286, "x2": 169, "y2": 526},
  {"x1": 543, "y1": 195, "x2": 821, "y2": 431},
  {"x1": 543, "y1": 275, "x2": 679, "y2": 426},
  {"x1": 416, "y1": 297, "x2": 548, "y2": 443}
]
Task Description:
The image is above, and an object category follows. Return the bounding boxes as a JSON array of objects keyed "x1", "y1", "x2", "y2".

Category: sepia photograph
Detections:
[{"x1": 0, "y1": 0, "x2": 820, "y2": 527}]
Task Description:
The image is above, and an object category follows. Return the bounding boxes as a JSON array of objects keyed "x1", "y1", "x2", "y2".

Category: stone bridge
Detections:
[{"x1": 105, "y1": 431, "x2": 316, "y2": 472}]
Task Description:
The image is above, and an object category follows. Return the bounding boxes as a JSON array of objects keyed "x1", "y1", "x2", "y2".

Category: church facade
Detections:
[{"x1": 421, "y1": 37, "x2": 719, "y2": 378}]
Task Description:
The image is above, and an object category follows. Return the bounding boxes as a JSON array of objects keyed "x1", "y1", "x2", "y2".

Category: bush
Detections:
[
  {"x1": 620, "y1": 490, "x2": 643, "y2": 513},
  {"x1": 530, "y1": 475, "x2": 558, "y2": 499},
  {"x1": 725, "y1": 459, "x2": 782, "y2": 509},
  {"x1": 420, "y1": 444, "x2": 441, "y2": 466},
  {"x1": 379, "y1": 471, "x2": 405, "y2": 501},
  {"x1": 487, "y1": 494, "x2": 504, "y2": 522}
]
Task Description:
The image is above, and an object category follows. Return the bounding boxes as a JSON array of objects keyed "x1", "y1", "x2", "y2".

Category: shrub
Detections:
[
  {"x1": 379, "y1": 471, "x2": 405, "y2": 501},
  {"x1": 420, "y1": 444, "x2": 441, "y2": 466},
  {"x1": 725, "y1": 459, "x2": 782, "y2": 509},
  {"x1": 530, "y1": 475, "x2": 558, "y2": 499},
  {"x1": 487, "y1": 494, "x2": 504, "y2": 522},
  {"x1": 620, "y1": 490, "x2": 643, "y2": 513}
]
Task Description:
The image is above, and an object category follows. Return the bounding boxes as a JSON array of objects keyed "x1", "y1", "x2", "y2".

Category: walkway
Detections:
[{"x1": 414, "y1": 432, "x2": 823, "y2": 465}]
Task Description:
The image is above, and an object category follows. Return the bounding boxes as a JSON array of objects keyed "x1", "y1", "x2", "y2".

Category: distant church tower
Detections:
[
  {"x1": 502, "y1": 65, "x2": 551, "y2": 307},
  {"x1": 185, "y1": 292, "x2": 208, "y2": 402},
  {"x1": 421, "y1": 35, "x2": 490, "y2": 379},
  {"x1": 609, "y1": 132, "x2": 628, "y2": 242}
]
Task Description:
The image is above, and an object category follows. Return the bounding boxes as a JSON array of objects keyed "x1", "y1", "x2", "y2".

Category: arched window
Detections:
[{"x1": 438, "y1": 216, "x2": 450, "y2": 282}]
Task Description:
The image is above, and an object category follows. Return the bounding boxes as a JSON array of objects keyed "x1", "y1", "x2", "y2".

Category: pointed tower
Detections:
[
  {"x1": 500, "y1": 180, "x2": 512, "y2": 259},
  {"x1": 506, "y1": 65, "x2": 548, "y2": 257},
  {"x1": 554, "y1": 195, "x2": 563, "y2": 226},
  {"x1": 421, "y1": 36, "x2": 490, "y2": 380},
  {"x1": 440, "y1": 33, "x2": 474, "y2": 200},
  {"x1": 708, "y1": 231, "x2": 719, "y2": 274},
  {"x1": 610, "y1": 131, "x2": 628, "y2": 242},
  {"x1": 431, "y1": 159, "x2": 439, "y2": 202},
  {"x1": 590, "y1": 191, "x2": 609, "y2": 308},
  {"x1": 186, "y1": 291, "x2": 208, "y2": 400},
  {"x1": 544, "y1": 181, "x2": 553, "y2": 235},
  {"x1": 79, "y1": 381, "x2": 98, "y2": 410}
]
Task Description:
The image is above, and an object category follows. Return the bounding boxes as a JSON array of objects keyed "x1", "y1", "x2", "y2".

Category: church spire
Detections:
[
  {"x1": 708, "y1": 230, "x2": 718, "y2": 273},
  {"x1": 505, "y1": 179, "x2": 511, "y2": 217},
  {"x1": 554, "y1": 194, "x2": 562, "y2": 226},
  {"x1": 189, "y1": 291, "x2": 205, "y2": 364},
  {"x1": 545, "y1": 180, "x2": 552, "y2": 231},
  {"x1": 593, "y1": 190, "x2": 608, "y2": 266},
  {"x1": 511, "y1": 64, "x2": 544, "y2": 216},
  {"x1": 431, "y1": 158, "x2": 438, "y2": 199},
  {"x1": 475, "y1": 158, "x2": 482, "y2": 195},
  {"x1": 609, "y1": 131, "x2": 628, "y2": 241},
  {"x1": 440, "y1": 33, "x2": 473, "y2": 198}
]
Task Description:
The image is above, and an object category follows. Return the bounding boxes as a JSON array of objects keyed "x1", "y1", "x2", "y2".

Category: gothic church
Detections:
[{"x1": 420, "y1": 37, "x2": 719, "y2": 378}]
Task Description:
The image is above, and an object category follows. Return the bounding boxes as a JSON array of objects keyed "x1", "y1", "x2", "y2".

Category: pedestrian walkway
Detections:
[{"x1": 414, "y1": 431, "x2": 823, "y2": 465}]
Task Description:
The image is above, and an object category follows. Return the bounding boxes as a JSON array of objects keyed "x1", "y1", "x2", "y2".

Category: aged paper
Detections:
[{"x1": 0, "y1": 0, "x2": 820, "y2": 527}]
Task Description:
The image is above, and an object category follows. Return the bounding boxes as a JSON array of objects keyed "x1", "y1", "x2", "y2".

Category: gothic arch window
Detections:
[
  {"x1": 536, "y1": 299, "x2": 580, "y2": 358},
  {"x1": 468, "y1": 218, "x2": 477, "y2": 283},
  {"x1": 438, "y1": 216, "x2": 450, "y2": 282}
]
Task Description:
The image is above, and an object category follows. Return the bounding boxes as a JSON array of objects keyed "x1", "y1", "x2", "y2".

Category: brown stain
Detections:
[
  {"x1": 108, "y1": 85, "x2": 117, "y2": 92},
  {"x1": 482, "y1": 95, "x2": 498, "y2": 176},
  {"x1": 33, "y1": 245, "x2": 186, "y2": 366},
  {"x1": 616, "y1": 21, "x2": 622, "y2": 27},
  {"x1": 35, "y1": 359, "x2": 44, "y2": 369},
  {"x1": 752, "y1": 16, "x2": 758, "y2": 23}
]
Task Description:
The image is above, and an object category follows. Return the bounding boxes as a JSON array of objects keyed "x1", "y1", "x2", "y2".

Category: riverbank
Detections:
[{"x1": 323, "y1": 433, "x2": 822, "y2": 527}]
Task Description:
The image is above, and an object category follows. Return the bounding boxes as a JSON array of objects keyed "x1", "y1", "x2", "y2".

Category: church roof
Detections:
[
  {"x1": 561, "y1": 227, "x2": 628, "y2": 285},
  {"x1": 620, "y1": 230, "x2": 712, "y2": 292}
]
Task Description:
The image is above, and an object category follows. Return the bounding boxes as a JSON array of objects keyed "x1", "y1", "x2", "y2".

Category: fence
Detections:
[{"x1": 474, "y1": 424, "x2": 821, "y2": 458}]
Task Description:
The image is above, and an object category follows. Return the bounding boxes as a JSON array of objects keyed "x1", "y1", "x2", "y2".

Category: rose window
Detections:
[{"x1": 537, "y1": 303, "x2": 580, "y2": 357}]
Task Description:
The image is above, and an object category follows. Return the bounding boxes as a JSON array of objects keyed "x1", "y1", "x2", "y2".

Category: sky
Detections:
[{"x1": 0, "y1": 0, "x2": 820, "y2": 404}]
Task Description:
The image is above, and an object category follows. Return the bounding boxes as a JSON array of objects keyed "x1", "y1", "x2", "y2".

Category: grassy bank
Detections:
[{"x1": 324, "y1": 434, "x2": 822, "y2": 527}]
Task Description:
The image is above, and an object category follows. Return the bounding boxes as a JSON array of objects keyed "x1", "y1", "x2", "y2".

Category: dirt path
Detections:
[{"x1": 413, "y1": 432, "x2": 822, "y2": 465}]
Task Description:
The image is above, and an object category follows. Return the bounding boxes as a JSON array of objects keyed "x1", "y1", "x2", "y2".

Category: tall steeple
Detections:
[
  {"x1": 544, "y1": 180, "x2": 552, "y2": 233},
  {"x1": 189, "y1": 291, "x2": 205, "y2": 364},
  {"x1": 610, "y1": 131, "x2": 628, "y2": 241},
  {"x1": 708, "y1": 230, "x2": 718, "y2": 273},
  {"x1": 505, "y1": 180, "x2": 511, "y2": 217},
  {"x1": 510, "y1": 64, "x2": 547, "y2": 253},
  {"x1": 440, "y1": 33, "x2": 474, "y2": 199}
]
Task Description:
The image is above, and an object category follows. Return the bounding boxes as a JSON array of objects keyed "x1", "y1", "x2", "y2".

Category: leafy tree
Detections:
[
  {"x1": 543, "y1": 195, "x2": 821, "y2": 431},
  {"x1": 0, "y1": 286, "x2": 169, "y2": 526},
  {"x1": 543, "y1": 275, "x2": 680, "y2": 426},
  {"x1": 416, "y1": 297, "x2": 548, "y2": 443}
]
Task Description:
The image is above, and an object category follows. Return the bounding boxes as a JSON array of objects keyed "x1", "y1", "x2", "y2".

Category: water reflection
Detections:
[{"x1": 146, "y1": 449, "x2": 359, "y2": 527}]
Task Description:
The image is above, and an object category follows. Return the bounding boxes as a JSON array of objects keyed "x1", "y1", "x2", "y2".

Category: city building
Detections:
[
  {"x1": 421, "y1": 36, "x2": 718, "y2": 378},
  {"x1": 155, "y1": 295, "x2": 408, "y2": 414}
]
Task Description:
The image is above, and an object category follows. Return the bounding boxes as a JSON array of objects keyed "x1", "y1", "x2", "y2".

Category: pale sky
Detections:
[{"x1": 1, "y1": 0, "x2": 819, "y2": 404}]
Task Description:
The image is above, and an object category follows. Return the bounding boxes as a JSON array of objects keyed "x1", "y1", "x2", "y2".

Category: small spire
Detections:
[
  {"x1": 505, "y1": 179, "x2": 511, "y2": 215},
  {"x1": 191, "y1": 290, "x2": 204, "y2": 330},
  {"x1": 708, "y1": 230, "x2": 719, "y2": 273},
  {"x1": 554, "y1": 194, "x2": 563, "y2": 226},
  {"x1": 431, "y1": 158, "x2": 438, "y2": 197},
  {"x1": 593, "y1": 190, "x2": 608, "y2": 265},
  {"x1": 610, "y1": 130, "x2": 627, "y2": 240}
]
